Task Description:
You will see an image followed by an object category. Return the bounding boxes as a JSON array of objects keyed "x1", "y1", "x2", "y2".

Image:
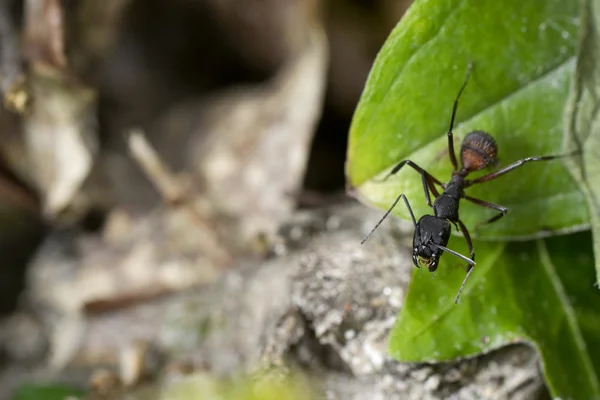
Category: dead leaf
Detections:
[
  {"x1": 23, "y1": 0, "x2": 66, "y2": 69},
  {"x1": 154, "y1": 25, "x2": 328, "y2": 245},
  {"x1": 23, "y1": 65, "x2": 98, "y2": 218}
]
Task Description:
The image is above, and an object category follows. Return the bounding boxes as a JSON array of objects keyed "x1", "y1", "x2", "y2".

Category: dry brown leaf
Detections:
[
  {"x1": 28, "y1": 208, "x2": 222, "y2": 311},
  {"x1": 154, "y1": 25, "x2": 328, "y2": 245},
  {"x1": 27, "y1": 205, "x2": 225, "y2": 367},
  {"x1": 23, "y1": 0, "x2": 329, "y2": 370},
  {"x1": 23, "y1": 0, "x2": 66, "y2": 69},
  {"x1": 23, "y1": 65, "x2": 98, "y2": 218}
]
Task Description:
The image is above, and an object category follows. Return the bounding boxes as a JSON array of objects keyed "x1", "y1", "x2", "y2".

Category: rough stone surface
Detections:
[
  {"x1": 1, "y1": 202, "x2": 549, "y2": 400},
  {"x1": 156, "y1": 203, "x2": 548, "y2": 399}
]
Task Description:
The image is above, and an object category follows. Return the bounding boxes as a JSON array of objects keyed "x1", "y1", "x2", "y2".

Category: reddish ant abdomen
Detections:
[{"x1": 460, "y1": 131, "x2": 498, "y2": 172}]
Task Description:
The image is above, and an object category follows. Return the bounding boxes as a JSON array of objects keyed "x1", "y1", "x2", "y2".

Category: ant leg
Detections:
[
  {"x1": 421, "y1": 174, "x2": 441, "y2": 207},
  {"x1": 361, "y1": 193, "x2": 416, "y2": 244},
  {"x1": 466, "y1": 151, "x2": 578, "y2": 186},
  {"x1": 456, "y1": 219, "x2": 475, "y2": 264},
  {"x1": 426, "y1": 175, "x2": 441, "y2": 200},
  {"x1": 419, "y1": 173, "x2": 443, "y2": 207},
  {"x1": 401, "y1": 194, "x2": 418, "y2": 229},
  {"x1": 420, "y1": 173, "x2": 434, "y2": 207},
  {"x1": 463, "y1": 195, "x2": 508, "y2": 235},
  {"x1": 447, "y1": 62, "x2": 473, "y2": 171},
  {"x1": 376, "y1": 160, "x2": 443, "y2": 206},
  {"x1": 455, "y1": 219, "x2": 475, "y2": 304}
]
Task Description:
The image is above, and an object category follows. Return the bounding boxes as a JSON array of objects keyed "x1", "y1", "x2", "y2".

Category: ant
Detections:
[{"x1": 361, "y1": 62, "x2": 576, "y2": 304}]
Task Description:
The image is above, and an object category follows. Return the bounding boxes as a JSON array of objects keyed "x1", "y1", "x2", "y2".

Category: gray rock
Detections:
[
  {"x1": 2, "y1": 202, "x2": 547, "y2": 400},
  {"x1": 158, "y1": 202, "x2": 548, "y2": 400}
]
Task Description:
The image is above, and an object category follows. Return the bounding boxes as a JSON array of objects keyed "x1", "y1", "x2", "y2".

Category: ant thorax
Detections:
[{"x1": 433, "y1": 176, "x2": 463, "y2": 221}]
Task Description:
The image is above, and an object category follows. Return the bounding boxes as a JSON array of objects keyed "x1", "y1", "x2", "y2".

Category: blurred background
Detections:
[{"x1": 0, "y1": 0, "x2": 414, "y2": 397}]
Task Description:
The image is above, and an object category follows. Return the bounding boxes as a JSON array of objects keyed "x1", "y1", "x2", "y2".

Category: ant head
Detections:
[
  {"x1": 412, "y1": 215, "x2": 451, "y2": 272},
  {"x1": 460, "y1": 131, "x2": 498, "y2": 172}
]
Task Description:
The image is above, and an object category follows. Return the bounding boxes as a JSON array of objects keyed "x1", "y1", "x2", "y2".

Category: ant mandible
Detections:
[{"x1": 361, "y1": 62, "x2": 576, "y2": 304}]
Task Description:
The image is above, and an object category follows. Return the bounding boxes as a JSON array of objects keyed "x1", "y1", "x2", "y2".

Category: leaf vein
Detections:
[{"x1": 536, "y1": 240, "x2": 600, "y2": 393}]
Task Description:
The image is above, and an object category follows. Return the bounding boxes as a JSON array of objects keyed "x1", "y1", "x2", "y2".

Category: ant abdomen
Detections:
[{"x1": 460, "y1": 131, "x2": 498, "y2": 172}]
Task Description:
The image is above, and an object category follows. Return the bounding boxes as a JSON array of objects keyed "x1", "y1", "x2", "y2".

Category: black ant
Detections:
[{"x1": 361, "y1": 62, "x2": 576, "y2": 304}]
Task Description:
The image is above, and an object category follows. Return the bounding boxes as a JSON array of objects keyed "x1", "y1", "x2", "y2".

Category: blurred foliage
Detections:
[
  {"x1": 11, "y1": 383, "x2": 83, "y2": 400},
  {"x1": 12, "y1": 372, "x2": 315, "y2": 400}
]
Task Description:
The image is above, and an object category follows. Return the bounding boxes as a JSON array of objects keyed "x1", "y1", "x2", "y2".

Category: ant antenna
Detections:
[
  {"x1": 430, "y1": 242, "x2": 476, "y2": 304},
  {"x1": 456, "y1": 62, "x2": 473, "y2": 100},
  {"x1": 431, "y1": 243, "x2": 476, "y2": 266},
  {"x1": 361, "y1": 194, "x2": 416, "y2": 244},
  {"x1": 447, "y1": 61, "x2": 473, "y2": 171},
  {"x1": 455, "y1": 265, "x2": 475, "y2": 304}
]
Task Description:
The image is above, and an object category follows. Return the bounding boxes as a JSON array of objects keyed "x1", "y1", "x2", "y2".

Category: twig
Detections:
[
  {"x1": 126, "y1": 129, "x2": 232, "y2": 266},
  {"x1": 127, "y1": 130, "x2": 186, "y2": 205}
]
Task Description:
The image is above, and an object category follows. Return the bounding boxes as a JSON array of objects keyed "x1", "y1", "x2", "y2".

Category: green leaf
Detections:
[
  {"x1": 351, "y1": 1, "x2": 600, "y2": 398},
  {"x1": 563, "y1": 0, "x2": 600, "y2": 284},
  {"x1": 346, "y1": 0, "x2": 588, "y2": 239},
  {"x1": 389, "y1": 232, "x2": 600, "y2": 399},
  {"x1": 11, "y1": 383, "x2": 83, "y2": 400},
  {"x1": 159, "y1": 371, "x2": 314, "y2": 400}
]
